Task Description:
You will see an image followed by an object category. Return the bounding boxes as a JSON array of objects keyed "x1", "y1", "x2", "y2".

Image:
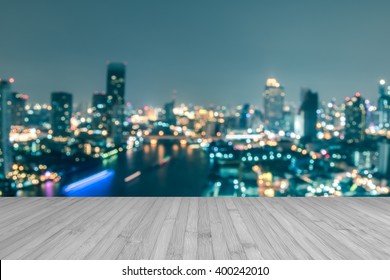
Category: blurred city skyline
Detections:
[{"x1": 1, "y1": 0, "x2": 390, "y2": 106}]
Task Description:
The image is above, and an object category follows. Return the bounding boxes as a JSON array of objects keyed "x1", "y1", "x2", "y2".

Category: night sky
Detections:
[{"x1": 1, "y1": 0, "x2": 390, "y2": 108}]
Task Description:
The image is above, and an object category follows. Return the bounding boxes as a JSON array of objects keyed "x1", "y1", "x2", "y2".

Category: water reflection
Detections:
[
  {"x1": 43, "y1": 181, "x2": 55, "y2": 197},
  {"x1": 16, "y1": 142, "x2": 210, "y2": 197},
  {"x1": 157, "y1": 144, "x2": 165, "y2": 161}
]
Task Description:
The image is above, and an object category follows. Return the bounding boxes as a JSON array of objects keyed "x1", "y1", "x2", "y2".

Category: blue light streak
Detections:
[{"x1": 62, "y1": 170, "x2": 114, "y2": 196}]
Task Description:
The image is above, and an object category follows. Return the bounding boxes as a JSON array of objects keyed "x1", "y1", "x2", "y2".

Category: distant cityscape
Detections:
[{"x1": 0, "y1": 62, "x2": 389, "y2": 197}]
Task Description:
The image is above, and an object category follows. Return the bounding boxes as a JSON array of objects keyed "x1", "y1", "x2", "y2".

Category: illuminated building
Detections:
[
  {"x1": 106, "y1": 62, "x2": 126, "y2": 144},
  {"x1": 24, "y1": 103, "x2": 51, "y2": 128},
  {"x1": 323, "y1": 99, "x2": 339, "y2": 128},
  {"x1": 378, "y1": 140, "x2": 390, "y2": 177},
  {"x1": 164, "y1": 100, "x2": 176, "y2": 125},
  {"x1": 294, "y1": 113, "x2": 304, "y2": 136},
  {"x1": 106, "y1": 62, "x2": 126, "y2": 108},
  {"x1": 239, "y1": 103, "x2": 250, "y2": 129},
  {"x1": 344, "y1": 92, "x2": 366, "y2": 143},
  {"x1": 10, "y1": 92, "x2": 28, "y2": 126},
  {"x1": 92, "y1": 92, "x2": 108, "y2": 131},
  {"x1": 0, "y1": 79, "x2": 13, "y2": 179},
  {"x1": 283, "y1": 105, "x2": 295, "y2": 133},
  {"x1": 263, "y1": 78, "x2": 285, "y2": 131},
  {"x1": 51, "y1": 92, "x2": 73, "y2": 137},
  {"x1": 378, "y1": 79, "x2": 390, "y2": 129},
  {"x1": 298, "y1": 88, "x2": 318, "y2": 142}
]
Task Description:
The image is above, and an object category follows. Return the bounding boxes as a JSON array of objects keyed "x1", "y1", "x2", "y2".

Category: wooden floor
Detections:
[{"x1": 0, "y1": 197, "x2": 389, "y2": 260}]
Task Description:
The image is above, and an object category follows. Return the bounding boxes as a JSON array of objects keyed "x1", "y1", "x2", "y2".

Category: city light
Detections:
[
  {"x1": 1, "y1": 66, "x2": 390, "y2": 199},
  {"x1": 62, "y1": 170, "x2": 114, "y2": 194}
]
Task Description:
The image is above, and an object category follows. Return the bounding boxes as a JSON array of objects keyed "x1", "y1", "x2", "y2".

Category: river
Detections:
[{"x1": 19, "y1": 142, "x2": 212, "y2": 197}]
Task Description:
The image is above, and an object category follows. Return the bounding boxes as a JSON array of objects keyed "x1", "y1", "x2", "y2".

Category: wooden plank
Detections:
[
  {"x1": 0, "y1": 198, "x2": 76, "y2": 240},
  {"x1": 22, "y1": 198, "x2": 119, "y2": 259},
  {"x1": 246, "y1": 198, "x2": 297, "y2": 259},
  {"x1": 165, "y1": 197, "x2": 190, "y2": 260},
  {"x1": 215, "y1": 198, "x2": 246, "y2": 259},
  {"x1": 298, "y1": 198, "x2": 390, "y2": 259},
  {"x1": 225, "y1": 198, "x2": 262, "y2": 259},
  {"x1": 284, "y1": 198, "x2": 378, "y2": 259},
  {"x1": 0, "y1": 198, "x2": 103, "y2": 259},
  {"x1": 150, "y1": 197, "x2": 182, "y2": 259},
  {"x1": 196, "y1": 198, "x2": 214, "y2": 259},
  {"x1": 44, "y1": 198, "x2": 137, "y2": 259},
  {"x1": 232, "y1": 198, "x2": 282, "y2": 259},
  {"x1": 116, "y1": 197, "x2": 170, "y2": 259},
  {"x1": 85, "y1": 197, "x2": 156, "y2": 259},
  {"x1": 0, "y1": 198, "x2": 389, "y2": 260},
  {"x1": 207, "y1": 198, "x2": 231, "y2": 260},
  {"x1": 66, "y1": 198, "x2": 148, "y2": 259},
  {"x1": 183, "y1": 198, "x2": 198, "y2": 259},
  {"x1": 261, "y1": 198, "x2": 335, "y2": 259}
]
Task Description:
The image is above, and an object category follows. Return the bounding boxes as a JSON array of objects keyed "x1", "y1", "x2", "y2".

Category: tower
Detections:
[
  {"x1": 239, "y1": 103, "x2": 250, "y2": 129},
  {"x1": 344, "y1": 92, "x2": 366, "y2": 143},
  {"x1": 378, "y1": 79, "x2": 390, "y2": 130},
  {"x1": 378, "y1": 140, "x2": 390, "y2": 177},
  {"x1": 299, "y1": 88, "x2": 319, "y2": 141},
  {"x1": 51, "y1": 92, "x2": 73, "y2": 137},
  {"x1": 92, "y1": 92, "x2": 108, "y2": 131},
  {"x1": 11, "y1": 92, "x2": 28, "y2": 126},
  {"x1": 263, "y1": 78, "x2": 285, "y2": 131},
  {"x1": 106, "y1": 62, "x2": 126, "y2": 144},
  {"x1": 164, "y1": 101, "x2": 175, "y2": 125},
  {"x1": 0, "y1": 79, "x2": 13, "y2": 179}
]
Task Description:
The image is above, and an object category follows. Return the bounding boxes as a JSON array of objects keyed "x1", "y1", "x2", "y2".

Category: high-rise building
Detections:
[
  {"x1": 106, "y1": 62, "x2": 126, "y2": 107},
  {"x1": 106, "y1": 62, "x2": 126, "y2": 144},
  {"x1": 239, "y1": 103, "x2": 250, "y2": 129},
  {"x1": 324, "y1": 98, "x2": 338, "y2": 127},
  {"x1": 0, "y1": 79, "x2": 13, "y2": 179},
  {"x1": 263, "y1": 78, "x2": 285, "y2": 131},
  {"x1": 344, "y1": 92, "x2": 366, "y2": 143},
  {"x1": 91, "y1": 92, "x2": 108, "y2": 131},
  {"x1": 283, "y1": 105, "x2": 295, "y2": 133},
  {"x1": 164, "y1": 100, "x2": 176, "y2": 125},
  {"x1": 378, "y1": 79, "x2": 390, "y2": 130},
  {"x1": 51, "y1": 92, "x2": 73, "y2": 137},
  {"x1": 379, "y1": 79, "x2": 387, "y2": 96},
  {"x1": 24, "y1": 104, "x2": 51, "y2": 128},
  {"x1": 298, "y1": 88, "x2": 318, "y2": 141},
  {"x1": 11, "y1": 92, "x2": 28, "y2": 126},
  {"x1": 378, "y1": 140, "x2": 390, "y2": 177}
]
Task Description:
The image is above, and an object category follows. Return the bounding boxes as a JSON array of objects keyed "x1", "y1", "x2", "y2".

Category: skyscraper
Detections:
[
  {"x1": 106, "y1": 62, "x2": 126, "y2": 144},
  {"x1": 164, "y1": 100, "x2": 176, "y2": 125},
  {"x1": 239, "y1": 103, "x2": 250, "y2": 129},
  {"x1": 51, "y1": 92, "x2": 73, "y2": 137},
  {"x1": 378, "y1": 79, "x2": 390, "y2": 130},
  {"x1": 299, "y1": 88, "x2": 319, "y2": 141},
  {"x1": 283, "y1": 105, "x2": 295, "y2": 133},
  {"x1": 344, "y1": 92, "x2": 366, "y2": 143},
  {"x1": 263, "y1": 78, "x2": 285, "y2": 131},
  {"x1": 0, "y1": 79, "x2": 13, "y2": 179},
  {"x1": 379, "y1": 79, "x2": 387, "y2": 96},
  {"x1": 106, "y1": 62, "x2": 126, "y2": 107},
  {"x1": 92, "y1": 92, "x2": 108, "y2": 131},
  {"x1": 378, "y1": 140, "x2": 390, "y2": 177},
  {"x1": 11, "y1": 92, "x2": 28, "y2": 126}
]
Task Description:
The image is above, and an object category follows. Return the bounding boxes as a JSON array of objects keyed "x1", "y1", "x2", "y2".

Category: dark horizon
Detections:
[{"x1": 1, "y1": 0, "x2": 390, "y2": 107}]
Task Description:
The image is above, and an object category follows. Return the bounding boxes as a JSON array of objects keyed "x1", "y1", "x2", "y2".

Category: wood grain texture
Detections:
[{"x1": 0, "y1": 197, "x2": 389, "y2": 260}]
